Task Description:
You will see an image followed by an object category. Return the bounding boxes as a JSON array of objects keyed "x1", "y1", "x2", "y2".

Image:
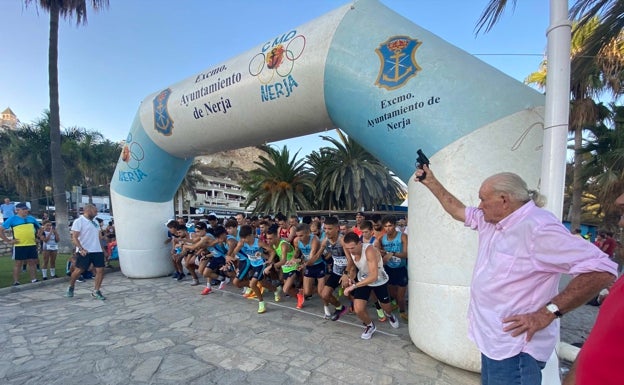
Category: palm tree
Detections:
[
  {"x1": 570, "y1": 1, "x2": 624, "y2": 83},
  {"x1": 306, "y1": 149, "x2": 335, "y2": 209},
  {"x1": 310, "y1": 130, "x2": 406, "y2": 211},
  {"x1": 580, "y1": 103, "x2": 624, "y2": 228},
  {"x1": 524, "y1": 18, "x2": 624, "y2": 228},
  {"x1": 476, "y1": 1, "x2": 624, "y2": 36},
  {"x1": 0, "y1": 120, "x2": 51, "y2": 212},
  {"x1": 24, "y1": 0, "x2": 109, "y2": 252},
  {"x1": 241, "y1": 145, "x2": 314, "y2": 215},
  {"x1": 175, "y1": 160, "x2": 208, "y2": 220},
  {"x1": 62, "y1": 127, "x2": 120, "y2": 204}
]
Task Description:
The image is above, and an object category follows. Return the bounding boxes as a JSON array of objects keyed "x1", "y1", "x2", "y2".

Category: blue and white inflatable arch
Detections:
[{"x1": 111, "y1": 0, "x2": 544, "y2": 373}]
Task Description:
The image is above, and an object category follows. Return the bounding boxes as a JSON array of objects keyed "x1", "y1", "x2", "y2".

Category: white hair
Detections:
[{"x1": 486, "y1": 172, "x2": 546, "y2": 208}]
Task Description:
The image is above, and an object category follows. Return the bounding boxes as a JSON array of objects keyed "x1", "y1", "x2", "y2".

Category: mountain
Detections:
[{"x1": 196, "y1": 146, "x2": 265, "y2": 180}]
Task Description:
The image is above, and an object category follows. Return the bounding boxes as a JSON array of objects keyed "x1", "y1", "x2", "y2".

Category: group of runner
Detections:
[{"x1": 166, "y1": 212, "x2": 409, "y2": 340}]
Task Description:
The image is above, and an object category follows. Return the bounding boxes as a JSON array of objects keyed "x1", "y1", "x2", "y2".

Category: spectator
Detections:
[
  {"x1": 1, "y1": 197, "x2": 16, "y2": 222},
  {"x1": 0, "y1": 202, "x2": 40, "y2": 285},
  {"x1": 66, "y1": 204, "x2": 107, "y2": 300},
  {"x1": 106, "y1": 233, "x2": 118, "y2": 268},
  {"x1": 39, "y1": 220, "x2": 60, "y2": 279},
  {"x1": 601, "y1": 231, "x2": 617, "y2": 259}
]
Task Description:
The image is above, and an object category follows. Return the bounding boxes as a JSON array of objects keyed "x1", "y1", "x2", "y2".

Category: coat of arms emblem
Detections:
[
  {"x1": 375, "y1": 36, "x2": 422, "y2": 90},
  {"x1": 153, "y1": 88, "x2": 174, "y2": 136}
]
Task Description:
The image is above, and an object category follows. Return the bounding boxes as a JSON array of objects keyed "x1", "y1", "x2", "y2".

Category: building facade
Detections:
[{"x1": 0, "y1": 107, "x2": 19, "y2": 130}]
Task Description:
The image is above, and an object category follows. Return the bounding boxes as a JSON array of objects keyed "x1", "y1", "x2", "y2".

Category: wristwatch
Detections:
[{"x1": 546, "y1": 302, "x2": 563, "y2": 318}]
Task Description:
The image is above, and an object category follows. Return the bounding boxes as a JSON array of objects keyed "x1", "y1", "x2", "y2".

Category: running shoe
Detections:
[
  {"x1": 190, "y1": 279, "x2": 200, "y2": 286},
  {"x1": 258, "y1": 301, "x2": 266, "y2": 314},
  {"x1": 376, "y1": 308, "x2": 387, "y2": 322},
  {"x1": 324, "y1": 305, "x2": 333, "y2": 319},
  {"x1": 296, "y1": 291, "x2": 305, "y2": 309},
  {"x1": 31, "y1": 279, "x2": 39, "y2": 283},
  {"x1": 171, "y1": 272, "x2": 179, "y2": 279},
  {"x1": 391, "y1": 299, "x2": 399, "y2": 311},
  {"x1": 65, "y1": 286, "x2": 74, "y2": 298},
  {"x1": 361, "y1": 322, "x2": 376, "y2": 340},
  {"x1": 43, "y1": 277, "x2": 48, "y2": 281},
  {"x1": 176, "y1": 273, "x2": 185, "y2": 281},
  {"x1": 92, "y1": 290, "x2": 106, "y2": 300},
  {"x1": 218, "y1": 281, "x2": 227, "y2": 290},
  {"x1": 243, "y1": 287, "x2": 256, "y2": 298},
  {"x1": 387, "y1": 313, "x2": 399, "y2": 329},
  {"x1": 12, "y1": 281, "x2": 20, "y2": 287},
  {"x1": 274, "y1": 286, "x2": 282, "y2": 302},
  {"x1": 400, "y1": 311, "x2": 409, "y2": 321},
  {"x1": 331, "y1": 305, "x2": 348, "y2": 321},
  {"x1": 201, "y1": 287, "x2": 212, "y2": 295}
]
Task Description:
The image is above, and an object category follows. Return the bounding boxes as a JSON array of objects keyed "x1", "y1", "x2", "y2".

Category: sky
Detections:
[{"x1": 0, "y1": 0, "x2": 550, "y2": 156}]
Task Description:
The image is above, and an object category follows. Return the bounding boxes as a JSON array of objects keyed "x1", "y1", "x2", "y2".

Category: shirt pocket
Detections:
[{"x1": 486, "y1": 251, "x2": 518, "y2": 279}]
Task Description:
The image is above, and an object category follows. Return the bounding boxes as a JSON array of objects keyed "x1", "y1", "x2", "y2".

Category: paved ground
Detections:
[{"x1": 0, "y1": 271, "x2": 600, "y2": 385}]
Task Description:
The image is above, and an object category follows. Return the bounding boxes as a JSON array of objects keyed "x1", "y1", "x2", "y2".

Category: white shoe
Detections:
[
  {"x1": 361, "y1": 322, "x2": 376, "y2": 340},
  {"x1": 387, "y1": 313, "x2": 399, "y2": 329},
  {"x1": 324, "y1": 305, "x2": 333, "y2": 319}
]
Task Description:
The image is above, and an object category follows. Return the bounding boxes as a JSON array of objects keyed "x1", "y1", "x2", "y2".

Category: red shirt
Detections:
[
  {"x1": 576, "y1": 276, "x2": 624, "y2": 385},
  {"x1": 602, "y1": 237, "x2": 617, "y2": 257}
]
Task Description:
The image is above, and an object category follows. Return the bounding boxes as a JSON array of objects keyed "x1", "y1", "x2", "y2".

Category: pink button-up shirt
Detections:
[{"x1": 465, "y1": 201, "x2": 617, "y2": 362}]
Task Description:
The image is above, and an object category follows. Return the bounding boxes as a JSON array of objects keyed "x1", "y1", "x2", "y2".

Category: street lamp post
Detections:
[{"x1": 44, "y1": 186, "x2": 52, "y2": 220}]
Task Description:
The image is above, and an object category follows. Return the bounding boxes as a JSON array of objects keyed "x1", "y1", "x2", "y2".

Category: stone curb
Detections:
[{"x1": 0, "y1": 265, "x2": 119, "y2": 296}]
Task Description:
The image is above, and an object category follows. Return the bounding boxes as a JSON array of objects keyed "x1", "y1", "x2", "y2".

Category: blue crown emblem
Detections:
[
  {"x1": 375, "y1": 36, "x2": 421, "y2": 90},
  {"x1": 153, "y1": 88, "x2": 174, "y2": 136}
]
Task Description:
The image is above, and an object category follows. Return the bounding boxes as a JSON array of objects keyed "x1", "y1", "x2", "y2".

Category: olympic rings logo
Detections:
[
  {"x1": 120, "y1": 133, "x2": 145, "y2": 170},
  {"x1": 248, "y1": 34, "x2": 306, "y2": 85}
]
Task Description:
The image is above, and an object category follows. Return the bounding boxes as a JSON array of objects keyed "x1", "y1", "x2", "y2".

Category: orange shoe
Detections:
[
  {"x1": 242, "y1": 287, "x2": 254, "y2": 298},
  {"x1": 296, "y1": 291, "x2": 305, "y2": 309}
]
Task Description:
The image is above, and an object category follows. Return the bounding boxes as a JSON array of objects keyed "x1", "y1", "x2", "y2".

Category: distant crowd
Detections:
[{"x1": 0, "y1": 197, "x2": 116, "y2": 286}]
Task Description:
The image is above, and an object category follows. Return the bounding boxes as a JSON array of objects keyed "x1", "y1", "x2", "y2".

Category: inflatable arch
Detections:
[{"x1": 111, "y1": 0, "x2": 544, "y2": 372}]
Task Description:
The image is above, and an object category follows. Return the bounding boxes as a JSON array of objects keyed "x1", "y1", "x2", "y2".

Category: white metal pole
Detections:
[
  {"x1": 541, "y1": 0, "x2": 571, "y2": 220},
  {"x1": 542, "y1": 3, "x2": 572, "y2": 384}
]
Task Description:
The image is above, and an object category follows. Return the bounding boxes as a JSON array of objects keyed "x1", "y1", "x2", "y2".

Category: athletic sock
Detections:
[
  {"x1": 50, "y1": 268, "x2": 56, "y2": 276},
  {"x1": 42, "y1": 269, "x2": 48, "y2": 278}
]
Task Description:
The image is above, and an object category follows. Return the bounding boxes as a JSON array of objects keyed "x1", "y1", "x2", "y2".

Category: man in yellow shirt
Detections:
[{"x1": 0, "y1": 202, "x2": 41, "y2": 286}]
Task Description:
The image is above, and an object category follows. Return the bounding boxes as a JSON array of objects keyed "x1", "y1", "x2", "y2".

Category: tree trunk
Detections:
[
  {"x1": 48, "y1": 2, "x2": 71, "y2": 253},
  {"x1": 570, "y1": 125, "x2": 583, "y2": 230},
  {"x1": 177, "y1": 192, "x2": 183, "y2": 219}
]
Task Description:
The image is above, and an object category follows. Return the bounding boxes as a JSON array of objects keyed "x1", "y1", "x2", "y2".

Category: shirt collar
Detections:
[{"x1": 495, "y1": 200, "x2": 535, "y2": 231}]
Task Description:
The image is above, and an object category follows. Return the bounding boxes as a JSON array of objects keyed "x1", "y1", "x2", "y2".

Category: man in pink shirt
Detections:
[{"x1": 414, "y1": 165, "x2": 617, "y2": 385}]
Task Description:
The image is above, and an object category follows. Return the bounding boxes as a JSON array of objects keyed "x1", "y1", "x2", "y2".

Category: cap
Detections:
[{"x1": 15, "y1": 202, "x2": 29, "y2": 210}]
